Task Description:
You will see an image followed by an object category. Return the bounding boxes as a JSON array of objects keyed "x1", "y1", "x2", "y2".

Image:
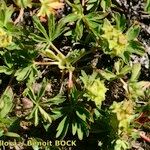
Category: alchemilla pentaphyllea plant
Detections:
[{"x1": 0, "y1": 0, "x2": 150, "y2": 150}]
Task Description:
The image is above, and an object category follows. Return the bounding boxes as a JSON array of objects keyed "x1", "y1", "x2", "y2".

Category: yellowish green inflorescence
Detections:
[
  {"x1": 80, "y1": 71, "x2": 107, "y2": 106},
  {"x1": 102, "y1": 19, "x2": 128, "y2": 56},
  {"x1": 111, "y1": 100, "x2": 135, "y2": 133},
  {"x1": 0, "y1": 27, "x2": 12, "y2": 48},
  {"x1": 86, "y1": 79, "x2": 107, "y2": 106}
]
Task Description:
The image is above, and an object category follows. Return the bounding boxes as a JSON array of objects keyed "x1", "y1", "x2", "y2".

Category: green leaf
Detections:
[
  {"x1": 34, "y1": 108, "x2": 39, "y2": 126},
  {"x1": 60, "y1": 13, "x2": 79, "y2": 24},
  {"x1": 30, "y1": 33, "x2": 47, "y2": 43},
  {"x1": 85, "y1": 18, "x2": 100, "y2": 29},
  {"x1": 0, "y1": 2, "x2": 14, "y2": 26},
  {"x1": 77, "y1": 106, "x2": 91, "y2": 120},
  {"x1": 0, "y1": 87, "x2": 13, "y2": 118},
  {"x1": 0, "y1": 66, "x2": 13, "y2": 75},
  {"x1": 72, "y1": 122, "x2": 77, "y2": 135},
  {"x1": 114, "y1": 12, "x2": 126, "y2": 31},
  {"x1": 38, "y1": 106, "x2": 52, "y2": 123},
  {"x1": 13, "y1": 0, "x2": 32, "y2": 8},
  {"x1": 56, "y1": 116, "x2": 67, "y2": 138},
  {"x1": 33, "y1": 16, "x2": 49, "y2": 40},
  {"x1": 28, "y1": 88, "x2": 36, "y2": 102},
  {"x1": 85, "y1": 11, "x2": 108, "y2": 21},
  {"x1": 99, "y1": 70, "x2": 116, "y2": 80},
  {"x1": 46, "y1": 95, "x2": 65, "y2": 105},
  {"x1": 100, "y1": 0, "x2": 111, "y2": 12},
  {"x1": 127, "y1": 40, "x2": 145, "y2": 56},
  {"x1": 114, "y1": 60, "x2": 122, "y2": 74},
  {"x1": 48, "y1": 14, "x2": 55, "y2": 41},
  {"x1": 45, "y1": 49, "x2": 59, "y2": 61},
  {"x1": 119, "y1": 65, "x2": 131, "y2": 76},
  {"x1": 126, "y1": 24, "x2": 140, "y2": 41},
  {"x1": 15, "y1": 66, "x2": 31, "y2": 81},
  {"x1": 4, "y1": 132, "x2": 20, "y2": 137},
  {"x1": 47, "y1": 14, "x2": 67, "y2": 41},
  {"x1": 77, "y1": 124, "x2": 83, "y2": 140},
  {"x1": 121, "y1": 51, "x2": 130, "y2": 64},
  {"x1": 76, "y1": 111, "x2": 86, "y2": 121},
  {"x1": 51, "y1": 109, "x2": 63, "y2": 120},
  {"x1": 4, "y1": 52, "x2": 13, "y2": 68},
  {"x1": 75, "y1": 20, "x2": 83, "y2": 41},
  {"x1": 43, "y1": 123, "x2": 51, "y2": 132},
  {"x1": 86, "y1": 0, "x2": 101, "y2": 11},
  {"x1": 26, "y1": 106, "x2": 36, "y2": 120},
  {"x1": 0, "y1": 130, "x2": 4, "y2": 137},
  {"x1": 130, "y1": 63, "x2": 141, "y2": 82},
  {"x1": 145, "y1": 0, "x2": 150, "y2": 13},
  {"x1": 37, "y1": 79, "x2": 47, "y2": 101}
]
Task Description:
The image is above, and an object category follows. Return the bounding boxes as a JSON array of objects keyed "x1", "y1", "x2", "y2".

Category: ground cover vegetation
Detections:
[{"x1": 0, "y1": 0, "x2": 150, "y2": 150}]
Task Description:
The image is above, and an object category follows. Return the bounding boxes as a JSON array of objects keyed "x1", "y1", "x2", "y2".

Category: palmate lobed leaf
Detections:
[
  {"x1": 26, "y1": 79, "x2": 65, "y2": 126},
  {"x1": 32, "y1": 15, "x2": 67, "y2": 44},
  {"x1": 55, "y1": 86, "x2": 92, "y2": 140}
]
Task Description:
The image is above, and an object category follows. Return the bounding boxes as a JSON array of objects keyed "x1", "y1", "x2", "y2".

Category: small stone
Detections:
[{"x1": 22, "y1": 97, "x2": 33, "y2": 109}]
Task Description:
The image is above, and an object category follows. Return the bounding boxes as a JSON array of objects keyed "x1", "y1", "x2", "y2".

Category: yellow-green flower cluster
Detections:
[
  {"x1": 0, "y1": 27, "x2": 12, "y2": 48},
  {"x1": 111, "y1": 100, "x2": 134, "y2": 131},
  {"x1": 85, "y1": 79, "x2": 107, "y2": 106},
  {"x1": 102, "y1": 19, "x2": 128, "y2": 56}
]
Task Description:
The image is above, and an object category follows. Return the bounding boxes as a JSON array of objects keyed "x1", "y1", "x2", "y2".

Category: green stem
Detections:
[
  {"x1": 49, "y1": 42, "x2": 65, "y2": 57},
  {"x1": 32, "y1": 3, "x2": 41, "y2": 7},
  {"x1": 34, "y1": 61, "x2": 58, "y2": 65},
  {"x1": 65, "y1": 0, "x2": 72, "y2": 7}
]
